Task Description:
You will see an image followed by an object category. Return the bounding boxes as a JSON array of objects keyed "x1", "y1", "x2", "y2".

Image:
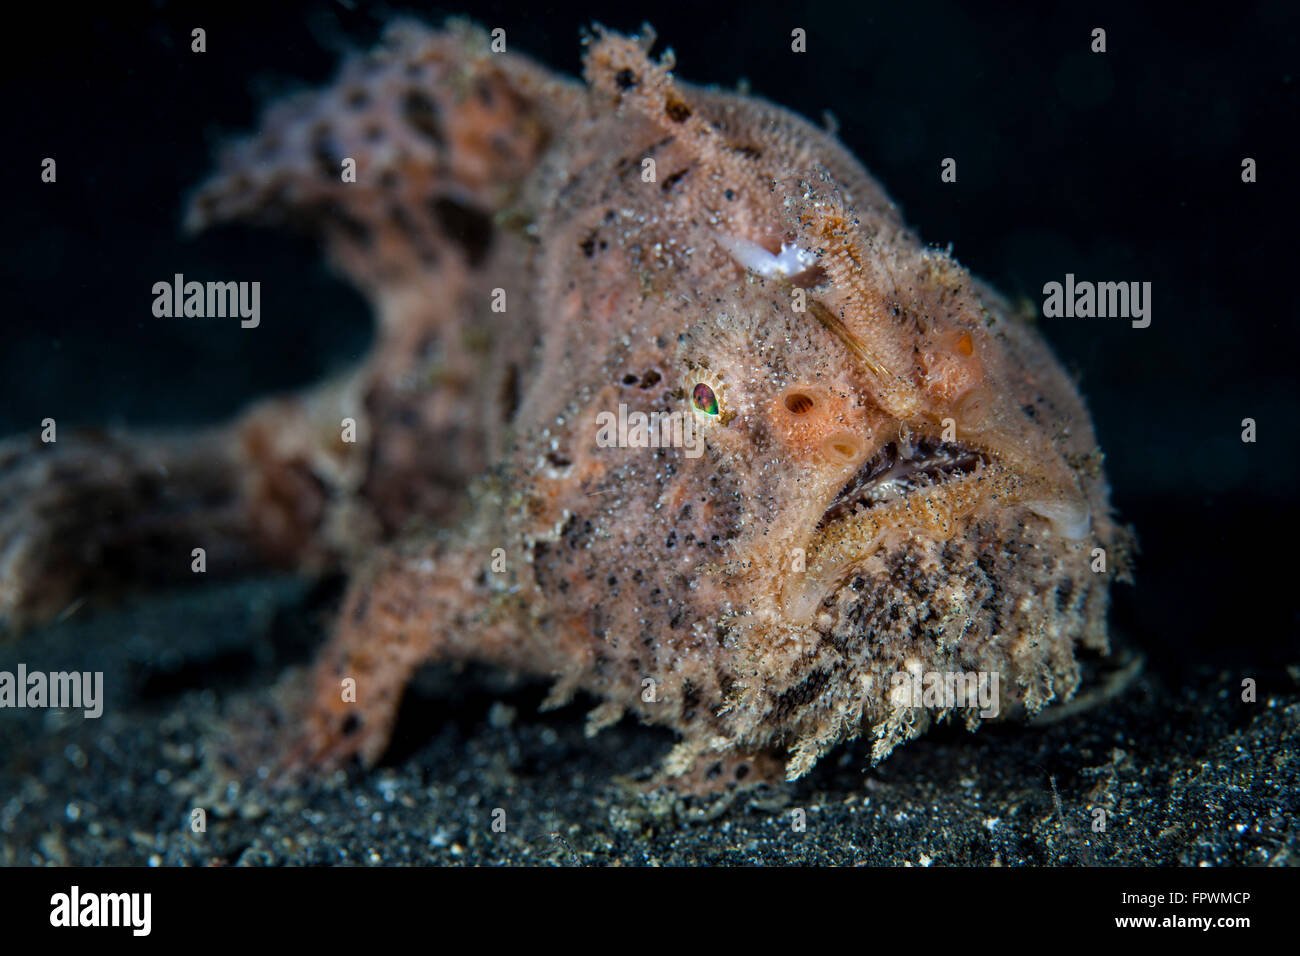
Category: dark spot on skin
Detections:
[
  {"x1": 661, "y1": 167, "x2": 690, "y2": 192},
  {"x1": 311, "y1": 127, "x2": 340, "y2": 180},
  {"x1": 500, "y1": 364, "x2": 520, "y2": 419},
  {"x1": 639, "y1": 369, "x2": 662, "y2": 388},
  {"x1": 546, "y1": 451, "x2": 572, "y2": 469},
  {"x1": 682, "y1": 680, "x2": 700, "y2": 715},
  {"x1": 1023, "y1": 404, "x2": 1039, "y2": 420},
  {"x1": 735, "y1": 763, "x2": 750, "y2": 781},
  {"x1": 729, "y1": 144, "x2": 763, "y2": 160},
  {"x1": 430, "y1": 196, "x2": 494, "y2": 267},
  {"x1": 475, "y1": 77, "x2": 496, "y2": 107},
  {"x1": 531, "y1": 542, "x2": 550, "y2": 588},
  {"x1": 622, "y1": 373, "x2": 639, "y2": 386},
  {"x1": 320, "y1": 201, "x2": 371, "y2": 246},
  {"x1": 402, "y1": 90, "x2": 445, "y2": 145},
  {"x1": 389, "y1": 203, "x2": 419, "y2": 239},
  {"x1": 614, "y1": 68, "x2": 638, "y2": 90},
  {"x1": 384, "y1": 204, "x2": 438, "y2": 266},
  {"x1": 580, "y1": 230, "x2": 598, "y2": 258},
  {"x1": 706, "y1": 761, "x2": 722, "y2": 780},
  {"x1": 664, "y1": 95, "x2": 692, "y2": 122},
  {"x1": 345, "y1": 87, "x2": 370, "y2": 109},
  {"x1": 724, "y1": 188, "x2": 736, "y2": 201},
  {"x1": 341, "y1": 714, "x2": 360, "y2": 736},
  {"x1": 365, "y1": 125, "x2": 384, "y2": 143}
]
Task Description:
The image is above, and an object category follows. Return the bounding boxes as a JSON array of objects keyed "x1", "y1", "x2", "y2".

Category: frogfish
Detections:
[{"x1": 0, "y1": 21, "x2": 1130, "y2": 791}]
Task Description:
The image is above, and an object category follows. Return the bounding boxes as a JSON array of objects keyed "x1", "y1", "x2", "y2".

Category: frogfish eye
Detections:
[{"x1": 691, "y1": 383, "x2": 719, "y2": 416}]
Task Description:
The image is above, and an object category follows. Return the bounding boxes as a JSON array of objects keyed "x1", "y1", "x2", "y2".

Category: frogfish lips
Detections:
[
  {"x1": 816, "y1": 435, "x2": 993, "y2": 530},
  {"x1": 779, "y1": 427, "x2": 1089, "y2": 622}
]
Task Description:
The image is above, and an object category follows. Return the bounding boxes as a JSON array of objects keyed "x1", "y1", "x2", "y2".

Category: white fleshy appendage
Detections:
[{"x1": 718, "y1": 235, "x2": 817, "y2": 277}]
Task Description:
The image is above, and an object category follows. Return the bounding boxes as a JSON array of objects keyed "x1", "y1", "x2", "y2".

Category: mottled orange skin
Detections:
[{"x1": 0, "y1": 22, "x2": 1128, "y2": 789}]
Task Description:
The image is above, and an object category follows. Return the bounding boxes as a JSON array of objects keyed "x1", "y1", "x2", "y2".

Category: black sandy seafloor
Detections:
[{"x1": 0, "y1": 574, "x2": 1295, "y2": 867}]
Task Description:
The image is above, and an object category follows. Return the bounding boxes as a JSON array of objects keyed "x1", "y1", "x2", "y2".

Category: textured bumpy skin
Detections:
[{"x1": 1, "y1": 22, "x2": 1130, "y2": 789}]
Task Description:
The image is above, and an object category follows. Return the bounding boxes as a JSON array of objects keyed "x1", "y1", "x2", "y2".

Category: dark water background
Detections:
[{"x1": 4, "y1": 0, "x2": 1297, "y2": 685}]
